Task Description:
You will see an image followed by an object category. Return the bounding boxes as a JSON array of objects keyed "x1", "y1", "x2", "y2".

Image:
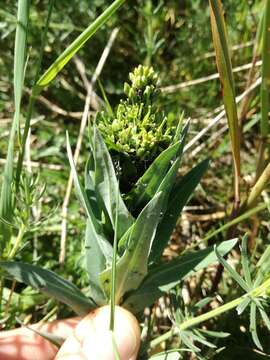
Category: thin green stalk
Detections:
[
  {"x1": 203, "y1": 202, "x2": 267, "y2": 243},
  {"x1": 209, "y1": 0, "x2": 241, "y2": 208},
  {"x1": 7, "y1": 223, "x2": 26, "y2": 260},
  {"x1": 0, "y1": 0, "x2": 30, "y2": 244},
  {"x1": 260, "y1": 0, "x2": 270, "y2": 138},
  {"x1": 150, "y1": 277, "x2": 270, "y2": 349},
  {"x1": 241, "y1": 163, "x2": 270, "y2": 212},
  {"x1": 109, "y1": 188, "x2": 120, "y2": 331},
  {"x1": 15, "y1": 0, "x2": 55, "y2": 187},
  {"x1": 256, "y1": 0, "x2": 270, "y2": 178}
]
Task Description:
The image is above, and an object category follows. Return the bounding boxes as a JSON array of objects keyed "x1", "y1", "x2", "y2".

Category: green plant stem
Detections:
[
  {"x1": 15, "y1": 0, "x2": 54, "y2": 187},
  {"x1": 110, "y1": 187, "x2": 120, "y2": 331},
  {"x1": 8, "y1": 223, "x2": 26, "y2": 260},
  {"x1": 150, "y1": 277, "x2": 270, "y2": 349},
  {"x1": 203, "y1": 202, "x2": 267, "y2": 243},
  {"x1": 241, "y1": 163, "x2": 270, "y2": 212},
  {"x1": 0, "y1": 0, "x2": 30, "y2": 244}
]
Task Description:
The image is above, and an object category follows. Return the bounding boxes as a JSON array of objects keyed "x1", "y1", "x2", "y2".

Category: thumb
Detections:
[{"x1": 55, "y1": 306, "x2": 141, "y2": 360}]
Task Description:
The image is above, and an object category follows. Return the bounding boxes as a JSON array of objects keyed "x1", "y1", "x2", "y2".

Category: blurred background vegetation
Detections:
[{"x1": 1, "y1": 0, "x2": 269, "y2": 358}]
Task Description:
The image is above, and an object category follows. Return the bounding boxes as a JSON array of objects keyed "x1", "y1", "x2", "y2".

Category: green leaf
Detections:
[
  {"x1": 250, "y1": 302, "x2": 263, "y2": 350},
  {"x1": 0, "y1": 0, "x2": 30, "y2": 244},
  {"x1": 254, "y1": 244, "x2": 270, "y2": 287},
  {"x1": 0, "y1": 261, "x2": 94, "y2": 316},
  {"x1": 85, "y1": 220, "x2": 107, "y2": 305},
  {"x1": 127, "y1": 124, "x2": 188, "y2": 212},
  {"x1": 17, "y1": 320, "x2": 65, "y2": 348},
  {"x1": 88, "y1": 125, "x2": 134, "y2": 239},
  {"x1": 124, "y1": 239, "x2": 237, "y2": 313},
  {"x1": 119, "y1": 149, "x2": 183, "y2": 254},
  {"x1": 150, "y1": 159, "x2": 209, "y2": 263},
  {"x1": 67, "y1": 133, "x2": 112, "y2": 304},
  {"x1": 209, "y1": 0, "x2": 241, "y2": 200},
  {"x1": 260, "y1": 0, "x2": 270, "y2": 137},
  {"x1": 236, "y1": 297, "x2": 250, "y2": 315},
  {"x1": 241, "y1": 234, "x2": 253, "y2": 288},
  {"x1": 67, "y1": 132, "x2": 112, "y2": 259},
  {"x1": 215, "y1": 245, "x2": 250, "y2": 292},
  {"x1": 100, "y1": 192, "x2": 164, "y2": 304},
  {"x1": 36, "y1": 0, "x2": 125, "y2": 88}
]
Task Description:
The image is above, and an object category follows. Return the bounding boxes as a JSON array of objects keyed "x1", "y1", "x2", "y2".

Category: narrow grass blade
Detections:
[
  {"x1": 0, "y1": 0, "x2": 30, "y2": 243},
  {"x1": 36, "y1": 0, "x2": 125, "y2": 88},
  {"x1": 250, "y1": 301, "x2": 263, "y2": 350},
  {"x1": 100, "y1": 192, "x2": 164, "y2": 303},
  {"x1": 254, "y1": 245, "x2": 270, "y2": 288},
  {"x1": 124, "y1": 239, "x2": 237, "y2": 313},
  {"x1": 150, "y1": 159, "x2": 209, "y2": 263},
  {"x1": 259, "y1": 307, "x2": 270, "y2": 332},
  {"x1": 0, "y1": 261, "x2": 94, "y2": 315},
  {"x1": 241, "y1": 234, "x2": 253, "y2": 288},
  {"x1": 203, "y1": 203, "x2": 267, "y2": 243},
  {"x1": 214, "y1": 246, "x2": 250, "y2": 293},
  {"x1": 209, "y1": 0, "x2": 241, "y2": 204},
  {"x1": 15, "y1": 0, "x2": 54, "y2": 187},
  {"x1": 260, "y1": 0, "x2": 270, "y2": 138},
  {"x1": 109, "y1": 180, "x2": 120, "y2": 331},
  {"x1": 17, "y1": 320, "x2": 65, "y2": 348},
  {"x1": 236, "y1": 297, "x2": 251, "y2": 315}
]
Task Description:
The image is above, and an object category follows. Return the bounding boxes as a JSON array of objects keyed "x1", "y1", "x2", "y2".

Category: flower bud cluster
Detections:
[{"x1": 97, "y1": 65, "x2": 175, "y2": 161}]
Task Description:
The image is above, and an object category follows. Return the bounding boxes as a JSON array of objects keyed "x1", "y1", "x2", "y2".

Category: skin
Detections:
[{"x1": 0, "y1": 306, "x2": 141, "y2": 360}]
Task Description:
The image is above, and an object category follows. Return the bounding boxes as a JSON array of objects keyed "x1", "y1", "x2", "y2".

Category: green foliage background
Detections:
[{"x1": 1, "y1": 0, "x2": 269, "y2": 358}]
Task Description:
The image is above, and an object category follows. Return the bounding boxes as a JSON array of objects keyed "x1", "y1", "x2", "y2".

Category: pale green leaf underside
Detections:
[{"x1": 0, "y1": 261, "x2": 94, "y2": 316}]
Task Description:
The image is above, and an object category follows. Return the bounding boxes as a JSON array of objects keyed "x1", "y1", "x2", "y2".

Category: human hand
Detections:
[{"x1": 0, "y1": 306, "x2": 141, "y2": 360}]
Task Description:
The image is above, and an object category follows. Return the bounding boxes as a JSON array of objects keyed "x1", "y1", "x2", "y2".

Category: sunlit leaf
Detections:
[
  {"x1": 0, "y1": 262, "x2": 94, "y2": 316},
  {"x1": 124, "y1": 239, "x2": 237, "y2": 313}
]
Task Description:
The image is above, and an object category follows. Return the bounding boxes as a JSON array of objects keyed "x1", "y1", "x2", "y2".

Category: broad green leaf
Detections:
[
  {"x1": 89, "y1": 126, "x2": 134, "y2": 239},
  {"x1": 150, "y1": 159, "x2": 209, "y2": 263},
  {"x1": 85, "y1": 220, "x2": 107, "y2": 305},
  {"x1": 67, "y1": 132, "x2": 112, "y2": 261},
  {"x1": 123, "y1": 239, "x2": 237, "y2": 313},
  {"x1": 67, "y1": 133, "x2": 112, "y2": 303},
  {"x1": 100, "y1": 192, "x2": 164, "y2": 304},
  {"x1": 260, "y1": 0, "x2": 270, "y2": 137},
  {"x1": 126, "y1": 124, "x2": 188, "y2": 212},
  {"x1": 0, "y1": 261, "x2": 94, "y2": 316},
  {"x1": 209, "y1": 0, "x2": 241, "y2": 200},
  {"x1": 36, "y1": 0, "x2": 125, "y2": 88},
  {"x1": 119, "y1": 152, "x2": 182, "y2": 253},
  {"x1": 0, "y1": 0, "x2": 29, "y2": 245}
]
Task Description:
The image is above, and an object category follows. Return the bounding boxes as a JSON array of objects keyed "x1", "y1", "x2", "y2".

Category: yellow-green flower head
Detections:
[{"x1": 97, "y1": 65, "x2": 175, "y2": 161}]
